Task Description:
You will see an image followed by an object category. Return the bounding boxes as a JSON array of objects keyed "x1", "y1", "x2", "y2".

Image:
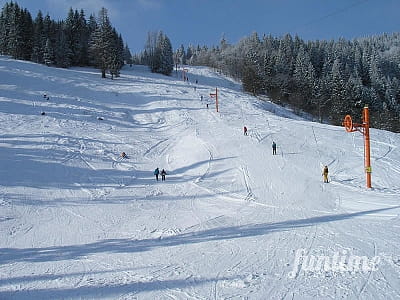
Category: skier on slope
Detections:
[
  {"x1": 272, "y1": 141, "x2": 277, "y2": 155},
  {"x1": 243, "y1": 126, "x2": 248, "y2": 136},
  {"x1": 322, "y1": 165, "x2": 329, "y2": 183},
  {"x1": 161, "y1": 169, "x2": 167, "y2": 181},
  {"x1": 154, "y1": 167, "x2": 160, "y2": 181}
]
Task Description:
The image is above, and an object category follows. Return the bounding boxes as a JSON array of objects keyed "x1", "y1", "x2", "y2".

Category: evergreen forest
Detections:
[{"x1": 173, "y1": 33, "x2": 400, "y2": 132}]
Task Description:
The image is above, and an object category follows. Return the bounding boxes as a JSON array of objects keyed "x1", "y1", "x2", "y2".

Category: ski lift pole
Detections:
[
  {"x1": 363, "y1": 106, "x2": 372, "y2": 188},
  {"x1": 343, "y1": 106, "x2": 372, "y2": 188},
  {"x1": 210, "y1": 87, "x2": 218, "y2": 112}
]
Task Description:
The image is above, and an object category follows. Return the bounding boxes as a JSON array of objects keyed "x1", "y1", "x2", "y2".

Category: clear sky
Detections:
[{"x1": 3, "y1": 0, "x2": 400, "y2": 53}]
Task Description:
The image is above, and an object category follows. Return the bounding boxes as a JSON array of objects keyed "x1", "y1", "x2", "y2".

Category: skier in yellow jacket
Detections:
[{"x1": 322, "y1": 165, "x2": 329, "y2": 183}]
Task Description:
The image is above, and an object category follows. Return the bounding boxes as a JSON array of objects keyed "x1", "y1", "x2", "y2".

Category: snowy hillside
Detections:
[{"x1": 0, "y1": 56, "x2": 399, "y2": 299}]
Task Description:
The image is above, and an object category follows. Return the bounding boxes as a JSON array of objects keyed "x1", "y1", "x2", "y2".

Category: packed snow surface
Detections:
[{"x1": 0, "y1": 56, "x2": 399, "y2": 299}]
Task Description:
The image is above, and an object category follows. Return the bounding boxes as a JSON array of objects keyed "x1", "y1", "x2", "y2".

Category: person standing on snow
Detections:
[
  {"x1": 243, "y1": 126, "x2": 248, "y2": 136},
  {"x1": 272, "y1": 141, "x2": 277, "y2": 155},
  {"x1": 161, "y1": 169, "x2": 167, "y2": 181},
  {"x1": 322, "y1": 165, "x2": 329, "y2": 183},
  {"x1": 154, "y1": 167, "x2": 160, "y2": 181}
]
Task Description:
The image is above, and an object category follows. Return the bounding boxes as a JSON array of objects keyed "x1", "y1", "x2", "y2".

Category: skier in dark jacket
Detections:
[
  {"x1": 272, "y1": 141, "x2": 277, "y2": 155},
  {"x1": 161, "y1": 169, "x2": 167, "y2": 181},
  {"x1": 244, "y1": 126, "x2": 248, "y2": 136},
  {"x1": 154, "y1": 168, "x2": 160, "y2": 181}
]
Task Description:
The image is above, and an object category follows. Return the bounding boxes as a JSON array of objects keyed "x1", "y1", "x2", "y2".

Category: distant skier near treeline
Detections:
[
  {"x1": 322, "y1": 165, "x2": 329, "y2": 183},
  {"x1": 243, "y1": 126, "x2": 248, "y2": 136},
  {"x1": 272, "y1": 141, "x2": 277, "y2": 155},
  {"x1": 154, "y1": 167, "x2": 160, "y2": 181}
]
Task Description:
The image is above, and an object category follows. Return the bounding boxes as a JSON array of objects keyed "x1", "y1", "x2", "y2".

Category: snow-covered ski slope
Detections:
[{"x1": 0, "y1": 55, "x2": 399, "y2": 299}]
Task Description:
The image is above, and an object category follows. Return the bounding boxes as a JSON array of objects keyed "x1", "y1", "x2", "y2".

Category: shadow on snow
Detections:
[{"x1": 1, "y1": 206, "x2": 398, "y2": 265}]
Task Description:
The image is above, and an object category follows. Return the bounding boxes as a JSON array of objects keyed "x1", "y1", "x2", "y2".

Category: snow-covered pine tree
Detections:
[
  {"x1": 176, "y1": 44, "x2": 186, "y2": 65},
  {"x1": 158, "y1": 33, "x2": 173, "y2": 75},
  {"x1": 144, "y1": 31, "x2": 158, "y2": 72},
  {"x1": 263, "y1": 50, "x2": 275, "y2": 92},
  {"x1": 275, "y1": 34, "x2": 293, "y2": 76},
  {"x1": 108, "y1": 30, "x2": 124, "y2": 79},
  {"x1": 54, "y1": 23, "x2": 72, "y2": 68},
  {"x1": 19, "y1": 8, "x2": 33, "y2": 60},
  {"x1": 43, "y1": 38, "x2": 54, "y2": 66},
  {"x1": 65, "y1": 8, "x2": 79, "y2": 66},
  {"x1": 76, "y1": 9, "x2": 89, "y2": 66},
  {"x1": 123, "y1": 43, "x2": 132, "y2": 65},
  {"x1": 186, "y1": 46, "x2": 193, "y2": 64},
  {"x1": 6, "y1": 2, "x2": 24, "y2": 59},
  {"x1": 153, "y1": 32, "x2": 164, "y2": 73},
  {"x1": 115, "y1": 33, "x2": 125, "y2": 76},
  {"x1": 369, "y1": 52, "x2": 385, "y2": 100},
  {"x1": 329, "y1": 58, "x2": 347, "y2": 121},
  {"x1": 0, "y1": 3, "x2": 9, "y2": 54},
  {"x1": 89, "y1": 7, "x2": 114, "y2": 78},
  {"x1": 31, "y1": 10, "x2": 45, "y2": 63},
  {"x1": 41, "y1": 13, "x2": 59, "y2": 65},
  {"x1": 293, "y1": 46, "x2": 309, "y2": 91},
  {"x1": 0, "y1": 2, "x2": 33, "y2": 60},
  {"x1": 239, "y1": 32, "x2": 263, "y2": 95}
]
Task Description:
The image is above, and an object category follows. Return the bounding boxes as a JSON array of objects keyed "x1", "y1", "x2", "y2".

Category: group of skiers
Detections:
[
  {"x1": 243, "y1": 126, "x2": 329, "y2": 183},
  {"x1": 118, "y1": 155, "x2": 167, "y2": 181},
  {"x1": 244, "y1": 126, "x2": 277, "y2": 155},
  {"x1": 149, "y1": 117, "x2": 329, "y2": 183},
  {"x1": 154, "y1": 167, "x2": 167, "y2": 181}
]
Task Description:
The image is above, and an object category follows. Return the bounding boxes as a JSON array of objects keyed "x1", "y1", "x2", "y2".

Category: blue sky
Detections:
[{"x1": 4, "y1": 0, "x2": 400, "y2": 53}]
